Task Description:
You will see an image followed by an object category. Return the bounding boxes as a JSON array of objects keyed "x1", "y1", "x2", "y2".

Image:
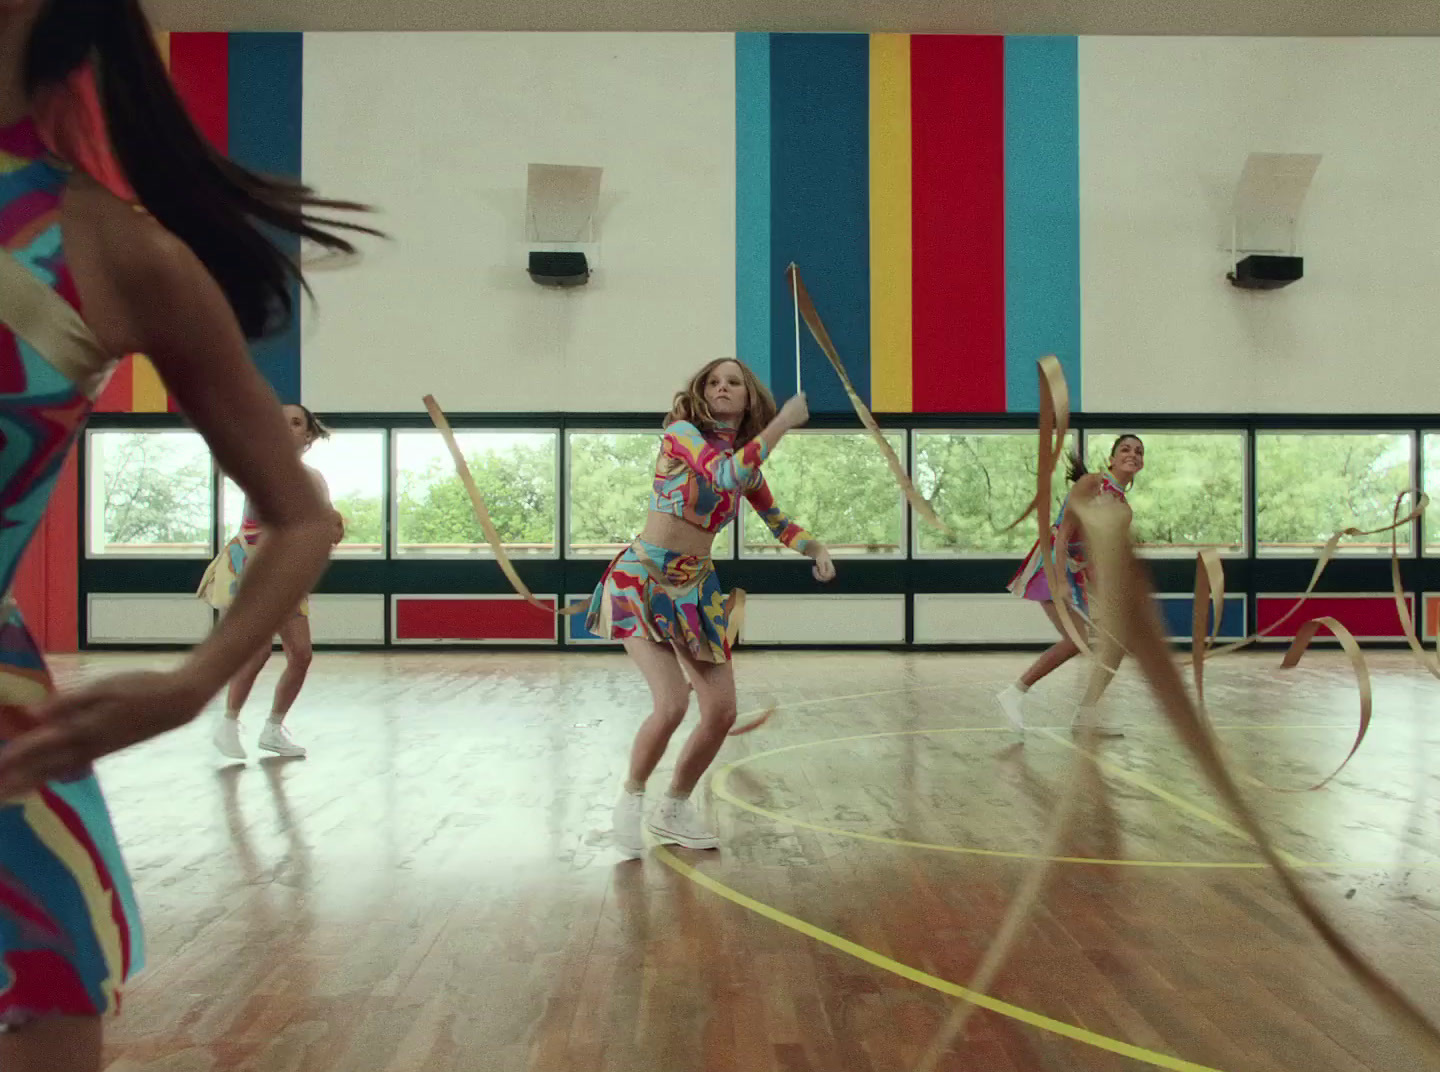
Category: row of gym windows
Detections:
[{"x1": 85, "y1": 426, "x2": 1434, "y2": 561}]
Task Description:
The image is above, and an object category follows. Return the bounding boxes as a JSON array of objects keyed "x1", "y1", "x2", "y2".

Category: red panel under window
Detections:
[
  {"x1": 394, "y1": 598, "x2": 556, "y2": 641},
  {"x1": 1256, "y1": 595, "x2": 1411, "y2": 640}
]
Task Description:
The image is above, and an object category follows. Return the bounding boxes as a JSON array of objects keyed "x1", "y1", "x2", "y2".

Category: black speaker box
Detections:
[
  {"x1": 528, "y1": 251, "x2": 590, "y2": 287},
  {"x1": 1228, "y1": 254, "x2": 1302, "y2": 290}
]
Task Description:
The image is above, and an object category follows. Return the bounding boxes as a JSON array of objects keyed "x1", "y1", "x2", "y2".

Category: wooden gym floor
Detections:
[{"x1": 60, "y1": 648, "x2": 1440, "y2": 1072}]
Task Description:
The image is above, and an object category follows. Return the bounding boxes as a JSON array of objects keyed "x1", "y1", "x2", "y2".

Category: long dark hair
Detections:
[
  {"x1": 1067, "y1": 434, "x2": 1143, "y2": 483},
  {"x1": 24, "y1": 0, "x2": 381, "y2": 340}
]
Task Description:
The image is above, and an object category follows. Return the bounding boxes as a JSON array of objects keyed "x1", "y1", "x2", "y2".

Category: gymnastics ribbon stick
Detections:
[
  {"x1": 785, "y1": 264, "x2": 951, "y2": 538},
  {"x1": 423, "y1": 394, "x2": 588, "y2": 616}
]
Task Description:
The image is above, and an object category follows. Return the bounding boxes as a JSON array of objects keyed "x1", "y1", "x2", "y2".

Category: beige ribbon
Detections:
[
  {"x1": 916, "y1": 358, "x2": 1440, "y2": 1070},
  {"x1": 786, "y1": 264, "x2": 951, "y2": 538},
  {"x1": 0, "y1": 247, "x2": 114, "y2": 399},
  {"x1": 423, "y1": 394, "x2": 589, "y2": 616}
]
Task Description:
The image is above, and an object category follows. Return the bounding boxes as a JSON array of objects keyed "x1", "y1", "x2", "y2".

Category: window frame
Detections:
[
  {"x1": 220, "y1": 428, "x2": 390, "y2": 560},
  {"x1": 1080, "y1": 426, "x2": 1251, "y2": 560},
  {"x1": 83, "y1": 427, "x2": 217, "y2": 561},
  {"x1": 389, "y1": 426, "x2": 562, "y2": 561},
  {"x1": 1253, "y1": 428, "x2": 1417, "y2": 559},
  {"x1": 736, "y1": 427, "x2": 909, "y2": 561},
  {"x1": 908, "y1": 427, "x2": 1082, "y2": 560}
]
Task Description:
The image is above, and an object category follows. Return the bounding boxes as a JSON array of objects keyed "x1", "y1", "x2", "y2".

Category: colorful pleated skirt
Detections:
[
  {"x1": 197, "y1": 535, "x2": 309, "y2": 618},
  {"x1": 585, "y1": 538, "x2": 731, "y2": 663},
  {"x1": 1008, "y1": 536, "x2": 1089, "y2": 616},
  {"x1": 0, "y1": 603, "x2": 143, "y2": 1025}
]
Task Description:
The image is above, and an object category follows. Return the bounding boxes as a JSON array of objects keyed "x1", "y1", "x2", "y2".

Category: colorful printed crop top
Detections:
[{"x1": 650, "y1": 421, "x2": 812, "y2": 551}]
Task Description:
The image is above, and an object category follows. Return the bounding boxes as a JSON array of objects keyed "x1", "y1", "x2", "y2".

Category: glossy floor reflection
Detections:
[{"x1": 57, "y1": 649, "x2": 1440, "y2": 1072}]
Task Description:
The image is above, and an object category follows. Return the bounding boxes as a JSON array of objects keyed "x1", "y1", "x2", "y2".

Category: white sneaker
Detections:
[
  {"x1": 258, "y1": 722, "x2": 307, "y2": 757},
  {"x1": 613, "y1": 790, "x2": 645, "y2": 859},
  {"x1": 1072, "y1": 705, "x2": 1125, "y2": 739},
  {"x1": 996, "y1": 685, "x2": 1026, "y2": 733},
  {"x1": 212, "y1": 717, "x2": 246, "y2": 759},
  {"x1": 647, "y1": 796, "x2": 719, "y2": 850}
]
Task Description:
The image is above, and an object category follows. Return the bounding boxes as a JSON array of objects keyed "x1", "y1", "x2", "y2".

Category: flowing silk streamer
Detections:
[
  {"x1": 423, "y1": 395, "x2": 588, "y2": 616},
  {"x1": 916, "y1": 360, "x2": 1440, "y2": 1070},
  {"x1": 785, "y1": 264, "x2": 951, "y2": 538}
]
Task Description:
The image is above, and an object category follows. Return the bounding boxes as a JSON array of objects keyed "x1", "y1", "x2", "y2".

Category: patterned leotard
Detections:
[{"x1": 0, "y1": 116, "x2": 142, "y2": 1024}]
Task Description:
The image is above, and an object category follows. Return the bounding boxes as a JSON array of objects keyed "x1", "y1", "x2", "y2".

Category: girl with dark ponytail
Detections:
[
  {"x1": 999, "y1": 435, "x2": 1145, "y2": 738},
  {"x1": 0, "y1": 1, "x2": 377, "y2": 1058}
]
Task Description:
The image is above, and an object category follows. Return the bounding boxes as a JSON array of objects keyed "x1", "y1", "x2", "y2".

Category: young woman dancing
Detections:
[
  {"x1": 200, "y1": 404, "x2": 345, "y2": 760},
  {"x1": 0, "y1": 1, "x2": 373, "y2": 1065},
  {"x1": 586, "y1": 358, "x2": 835, "y2": 856},
  {"x1": 997, "y1": 434, "x2": 1144, "y2": 736}
]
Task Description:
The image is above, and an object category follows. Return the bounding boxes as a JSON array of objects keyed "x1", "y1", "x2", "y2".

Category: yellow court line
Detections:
[
  {"x1": 649, "y1": 837, "x2": 1225, "y2": 1072},
  {"x1": 1035, "y1": 729, "x2": 1310, "y2": 869}
]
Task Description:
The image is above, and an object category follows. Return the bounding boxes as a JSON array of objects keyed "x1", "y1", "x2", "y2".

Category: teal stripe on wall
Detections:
[
  {"x1": 1003, "y1": 36, "x2": 1081, "y2": 413},
  {"x1": 735, "y1": 33, "x2": 772, "y2": 388}
]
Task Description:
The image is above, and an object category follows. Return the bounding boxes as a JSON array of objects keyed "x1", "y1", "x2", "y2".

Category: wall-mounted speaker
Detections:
[
  {"x1": 528, "y1": 251, "x2": 590, "y2": 287},
  {"x1": 1227, "y1": 254, "x2": 1302, "y2": 290}
]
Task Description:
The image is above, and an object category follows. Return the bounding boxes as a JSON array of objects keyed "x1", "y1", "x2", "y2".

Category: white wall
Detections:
[
  {"x1": 301, "y1": 32, "x2": 736, "y2": 413},
  {"x1": 1080, "y1": 37, "x2": 1440, "y2": 413}
]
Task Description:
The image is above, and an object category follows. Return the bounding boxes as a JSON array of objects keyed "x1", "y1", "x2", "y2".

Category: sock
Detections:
[
  {"x1": 267, "y1": 714, "x2": 285, "y2": 726},
  {"x1": 224, "y1": 710, "x2": 240, "y2": 721},
  {"x1": 1013, "y1": 682, "x2": 1030, "y2": 694},
  {"x1": 666, "y1": 788, "x2": 691, "y2": 801},
  {"x1": 623, "y1": 780, "x2": 645, "y2": 796}
]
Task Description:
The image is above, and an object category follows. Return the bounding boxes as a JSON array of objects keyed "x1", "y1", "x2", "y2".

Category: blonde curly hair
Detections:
[{"x1": 666, "y1": 358, "x2": 776, "y2": 446}]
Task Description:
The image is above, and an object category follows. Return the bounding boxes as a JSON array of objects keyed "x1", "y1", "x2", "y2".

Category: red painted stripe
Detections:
[
  {"x1": 1256, "y1": 595, "x2": 1411, "y2": 640},
  {"x1": 43, "y1": 451, "x2": 79, "y2": 652},
  {"x1": 395, "y1": 598, "x2": 557, "y2": 642},
  {"x1": 910, "y1": 35, "x2": 1006, "y2": 413},
  {"x1": 168, "y1": 33, "x2": 229, "y2": 152},
  {"x1": 94, "y1": 355, "x2": 134, "y2": 414}
]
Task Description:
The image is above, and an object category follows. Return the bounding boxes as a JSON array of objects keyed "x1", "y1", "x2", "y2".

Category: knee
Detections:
[
  {"x1": 652, "y1": 693, "x2": 688, "y2": 728},
  {"x1": 288, "y1": 644, "x2": 313, "y2": 673},
  {"x1": 700, "y1": 697, "x2": 737, "y2": 734}
]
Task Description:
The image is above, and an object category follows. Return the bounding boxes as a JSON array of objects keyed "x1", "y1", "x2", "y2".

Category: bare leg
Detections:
[
  {"x1": 0, "y1": 1016, "x2": 103, "y2": 1072},
  {"x1": 267, "y1": 615, "x2": 313, "y2": 725},
  {"x1": 224, "y1": 642, "x2": 272, "y2": 718},
  {"x1": 667, "y1": 648, "x2": 736, "y2": 797},
  {"x1": 621, "y1": 637, "x2": 691, "y2": 790},
  {"x1": 1019, "y1": 602, "x2": 1082, "y2": 688}
]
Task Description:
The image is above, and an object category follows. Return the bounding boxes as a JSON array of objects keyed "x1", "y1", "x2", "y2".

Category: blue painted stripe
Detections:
[
  {"x1": 228, "y1": 32, "x2": 304, "y2": 403},
  {"x1": 1004, "y1": 36, "x2": 1080, "y2": 413},
  {"x1": 769, "y1": 34, "x2": 870, "y2": 413},
  {"x1": 1156, "y1": 595, "x2": 1246, "y2": 640},
  {"x1": 736, "y1": 34, "x2": 772, "y2": 389}
]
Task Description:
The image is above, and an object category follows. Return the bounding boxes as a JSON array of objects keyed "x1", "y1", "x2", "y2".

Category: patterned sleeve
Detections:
[
  {"x1": 744, "y1": 471, "x2": 813, "y2": 553},
  {"x1": 661, "y1": 421, "x2": 769, "y2": 491}
]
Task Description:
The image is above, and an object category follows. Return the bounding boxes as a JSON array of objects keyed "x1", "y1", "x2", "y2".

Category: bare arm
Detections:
[
  {"x1": 116, "y1": 235, "x2": 332, "y2": 698},
  {"x1": 0, "y1": 182, "x2": 335, "y2": 794}
]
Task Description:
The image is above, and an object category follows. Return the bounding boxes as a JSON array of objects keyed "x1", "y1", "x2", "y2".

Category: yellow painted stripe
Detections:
[
  {"x1": 868, "y1": 33, "x2": 912, "y2": 413},
  {"x1": 156, "y1": 31, "x2": 170, "y2": 70},
  {"x1": 651, "y1": 838, "x2": 1224, "y2": 1071},
  {"x1": 130, "y1": 355, "x2": 168, "y2": 413}
]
